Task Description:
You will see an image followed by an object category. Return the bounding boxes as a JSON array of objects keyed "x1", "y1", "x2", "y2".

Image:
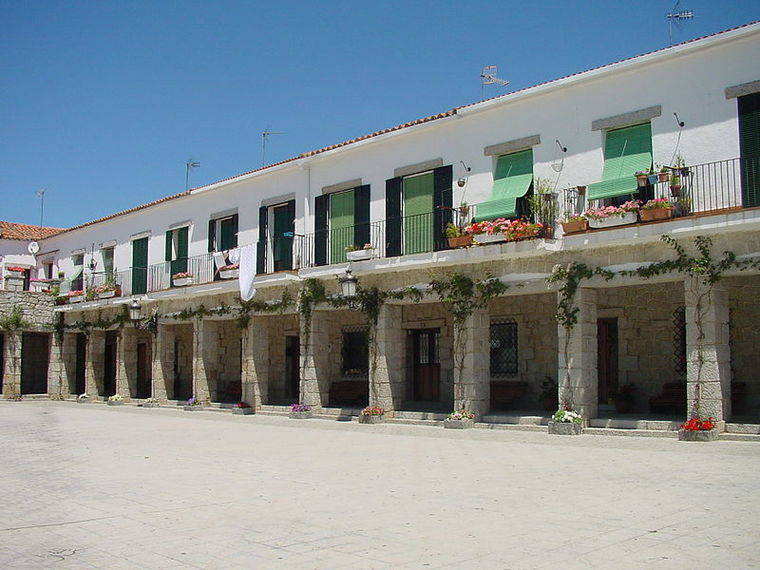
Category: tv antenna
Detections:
[
  {"x1": 261, "y1": 128, "x2": 284, "y2": 167},
  {"x1": 666, "y1": 1, "x2": 694, "y2": 45},
  {"x1": 35, "y1": 188, "x2": 46, "y2": 227},
  {"x1": 480, "y1": 65, "x2": 509, "y2": 98},
  {"x1": 185, "y1": 158, "x2": 200, "y2": 191}
]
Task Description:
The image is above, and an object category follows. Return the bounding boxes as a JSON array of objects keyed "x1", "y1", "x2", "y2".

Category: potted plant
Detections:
[
  {"x1": 639, "y1": 198, "x2": 674, "y2": 222},
  {"x1": 289, "y1": 403, "x2": 313, "y2": 419},
  {"x1": 547, "y1": 409, "x2": 584, "y2": 435},
  {"x1": 560, "y1": 215, "x2": 588, "y2": 235},
  {"x1": 678, "y1": 417, "x2": 718, "y2": 441},
  {"x1": 584, "y1": 201, "x2": 640, "y2": 229},
  {"x1": 614, "y1": 383, "x2": 637, "y2": 414},
  {"x1": 172, "y1": 272, "x2": 193, "y2": 287},
  {"x1": 4, "y1": 265, "x2": 26, "y2": 276},
  {"x1": 141, "y1": 398, "x2": 160, "y2": 408},
  {"x1": 669, "y1": 173, "x2": 682, "y2": 196},
  {"x1": 465, "y1": 219, "x2": 506, "y2": 244},
  {"x1": 107, "y1": 394, "x2": 124, "y2": 406},
  {"x1": 218, "y1": 264, "x2": 239, "y2": 279},
  {"x1": 445, "y1": 223, "x2": 473, "y2": 248},
  {"x1": 658, "y1": 165, "x2": 670, "y2": 183},
  {"x1": 93, "y1": 283, "x2": 121, "y2": 299},
  {"x1": 67, "y1": 290, "x2": 85, "y2": 303},
  {"x1": 674, "y1": 154, "x2": 689, "y2": 176},
  {"x1": 635, "y1": 170, "x2": 649, "y2": 188},
  {"x1": 443, "y1": 409, "x2": 475, "y2": 429},
  {"x1": 358, "y1": 405, "x2": 385, "y2": 424},
  {"x1": 539, "y1": 376, "x2": 558, "y2": 412},
  {"x1": 183, "y1": 396, "x2": 203, "y2": 411},
  {"x1": 232, "y1": 401, "x2": 254, "y2": 415},
  {"x1": 345, "y1": 243, "x2": 377, "y2": 262}
]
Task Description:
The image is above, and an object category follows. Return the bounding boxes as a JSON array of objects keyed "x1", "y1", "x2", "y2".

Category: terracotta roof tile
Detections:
[{"x1": 0, "y1": 221, "x2": 64, "y2": 241}]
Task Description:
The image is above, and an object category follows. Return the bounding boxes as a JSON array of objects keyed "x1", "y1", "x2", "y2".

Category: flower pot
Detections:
[
  {"x1": 670, "y1": 185, "x2": 682, "y2": 196},
  {"x1": 658, "y1": 172, "x2": 670, "y2": 183},
  {"x1": 647, "y1": 174, "x2": 659, "y2": 185},
  {"x1": 547, "y1": 421, "x2": 583, "y2": 435},
  {"x1": 98, "y1": 290, "x2": 116, "y2": 299},
  {"x1": 588, "y1": 211, "x2": 638, "y2": 229},
  {"x1": 173, "y1": 277, "x2": 193, "y2": 287},
  {"x1": 474, "y1": 233, "x2": 505, "y2": 245},
  {"x1": 346, "y1": 249, "x2": 375, "y2": 261},
  {"x1": 561, "y1": 220, "x2": 588, "y2": 234},
  {"x1": 443, "y1": 418, "x2": 474, "y2": 429},
  {"x1": 219, "y1": 269, "x2": 239, "y2": 279},
  {"x1": 107, "y1": 400, "x2": 124, "y2": 406},
  {"x1": 678, "y1": 429, "x2": 718, "y2": 442},
  {"x1": 640, "y1": 207, "x2": 673, "y2": 222},
  {"x1": 636, "y1": 176, "x2": 648, "y2": 188},
  {"x1": 359, "y1": 414, "x2": 384, "y2": 424},
  {"x1": 679, "y1": 167, "x2": 690, "y2": 176},
  {"x1": 68, "y1": 295, "x2": 84, "y2": 303},
  {"x1": 232, "y1": 407, "x2": 254, "y2": 415},
  {"x1": 447, "y1": 235, "x2": 473, "y2": 249},
  {"x1": 289, "y1": 410, "x2": 313, "y2": 419}
]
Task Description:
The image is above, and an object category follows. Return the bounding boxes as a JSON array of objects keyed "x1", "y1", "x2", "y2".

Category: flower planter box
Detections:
[
  {"x1": 140, "y1": 402, "x2": 160, "y2": 408},
  {"x1": 98, "y1": 290, "x2": 117, "y2": 299},
  {"x1": 76, "y1": 398, "x2": 90, "y2": 404},
  {"x1": 68, "y1": 295, "x2": 84, "y2": 303},
  {"x1": 443, "y1": 418, "x2": 474, "y2": 429},
  {"x1": 232, "y1": 407, "x2": 254, "y2": 415},
  {"x1": 359, "y1": 414, "x2": 384, "y2": 424},
  {"x1": 561, "y1": 220, "x2": 588, "y2": 234},
  {"x1": 346, "y1": 249, "x2": 376, "y2": 261},
  {"x1": 173, "y1": 277, "x2": 193, "y2": 287},
  {"x1": 473, "y1": 233, "x2": 505, "y2": 245},
  {"x1": 183, "y1": 405, "x2": 203, "y2": 411},
  {"x1": 678, "y1": 429, "x2": 718, "y2": 442},
  {"x1": 547, "y1": 421, "x2": 583, "y2": 435},
  {"x1": 289, "y1": 410, "x2": 313, "y2": 419},
  {"x1": 219, "y1": 269, "x2": 239, "y2": 279},
  {"x1": 640, "y1": 208, "x2": 674, "y2": 222},
  {"x1": 447, "y1": 235, "x2": 473, "y2": 249},
  {"x1": 107, "y1": 400, "x2": 124, "y2": 406},
  {"x1": 588, "y1": 211, "x2": 638, "y2": 229}
]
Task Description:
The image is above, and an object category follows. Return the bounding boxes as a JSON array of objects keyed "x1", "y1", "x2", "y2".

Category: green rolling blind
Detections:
[
  {"x1": 474, "y1": 149, "x2": 534, "y2": 222},
  {"x1": 588, "y1": 123, "x2": 653, "y2": 200},
  {"x1": 738, "y1": 92, "x2": 760, "y2": 207},
  {"x1": 403, "y1": 172, "x2": 434, "y2": 254},
  {"x1": 329, "y1": 190, "x2": 355, "y2": 264}
]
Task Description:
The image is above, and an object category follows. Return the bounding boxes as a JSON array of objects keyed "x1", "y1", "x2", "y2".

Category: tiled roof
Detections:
[
  {"x1": 0, "y1": 221, "x2": 64, "y2": 241},
  {"x1": 51, "y1": 20, "x2": 760, "y2": 238}
]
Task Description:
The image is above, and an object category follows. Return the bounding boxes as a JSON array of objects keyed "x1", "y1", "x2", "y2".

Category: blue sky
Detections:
[{"x1": 2, "y1": 1, "x2": 758, "y2": 229}]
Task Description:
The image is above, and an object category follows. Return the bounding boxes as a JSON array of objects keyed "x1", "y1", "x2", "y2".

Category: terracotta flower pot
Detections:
[
  {"x1": 658, "y1": 172, "x2": 670, "y2": 183},
  {"x1": 636, "y1": 176, "x2": 648, "y2": 188},
  {"x1": 447, "y1": 235, "x2": 473, "y2": 248},
  {"x1": 640, "y1": 208, "x2": 673, "y2": 222},
  {"x1": 561, "y1": 219, "x2": 588, "y2": 234}
]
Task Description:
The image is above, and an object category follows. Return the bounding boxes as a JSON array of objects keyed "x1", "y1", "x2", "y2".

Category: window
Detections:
[
  {"x1": 587, "y1": 122, "x2": 653, "y2": 202},
  {"x1": 101, "y1": 247, "x2": 114, "y2": 278},
  {"x1": 341, "y1": 328, "x2": 369, "y2": 376},
  {"x1": 208, "y1": 214, "x2": 238, "y2": 252},
  {"x1": 165, "y1": 226, "x2": 189, "y2": 276},
  {"x1": 71, "y1": 254, "x2": 84, "y2": 291},
  {"x1": 490, "y1": 320, "x2": 518, "y2": 376},
  {"x1": 474, "y1": 149, "x2": 534, "y2": 222}
]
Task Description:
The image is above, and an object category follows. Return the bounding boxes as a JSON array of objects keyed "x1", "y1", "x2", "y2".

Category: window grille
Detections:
[{"x1": 490, "y1": 319, "x2": 518, "y2": 376}]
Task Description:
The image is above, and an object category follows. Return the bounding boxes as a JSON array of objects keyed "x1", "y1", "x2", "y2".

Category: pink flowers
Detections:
[
  {"x1": 584, "y1": 200, "x2": 640, "y2": 221},
  {"x1": 465, "y1": 219, "x2": 544, "y2": 241},
  {"x1": 361, "y1": 405, "x2": 385, "y2": 416},
  {"x1": 291, "y1": 403, "x2": 311, "y2": 412},
  {"x1": 219, "y1": 264, "x2": 239, "y2": 271}
]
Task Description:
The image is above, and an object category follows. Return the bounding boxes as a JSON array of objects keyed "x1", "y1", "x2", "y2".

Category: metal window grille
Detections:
[{"x1": 490, "y1": 320, "x2": 518, "y2": 376}]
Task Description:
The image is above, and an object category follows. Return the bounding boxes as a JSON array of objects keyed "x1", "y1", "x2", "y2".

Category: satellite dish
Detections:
[{"x1": 28, "y1": 241, "x2": 40, "y2": 254}]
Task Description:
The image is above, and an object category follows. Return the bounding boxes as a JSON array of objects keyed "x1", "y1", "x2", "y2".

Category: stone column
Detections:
[
  {"x1": 2, "y1": 331, "x2": 22, "y2": 398},
  {"x1": 684, "y1": 276, "x2": 731, "y2": 423},
  {"x1": 369, "y1": 304, "x2": 405, "y2": 414},
  {"x1": 242, "y1": 316, "x2": 270, "y2": 409},
  {"x1": 454, "y1": 307, "x2": 490, "y2": 420},
  {"x1": 85, "y1": 331, "x2": 105, "y2": 397},
  {"x1": 47, "y1": 333, "x2": 65, "y2": 398},
  {"x1": 116, "y1": 327, "x2": 136, "y2": 399},
  {"x1": 192, "y1": 319, "x2": 217, "y2": 402},
  {"x1": 59, "y1": 333, "x2": 77, "y2": 397},
  {"x1": 152, "y1": 324, "x2": 173, "y2": 401},
  {"x1": 557, "y1": 288, "x2": 598, "y2": 419},
  {"x1": 300, "y1": 310, "x2": 331, "y2": 409}
]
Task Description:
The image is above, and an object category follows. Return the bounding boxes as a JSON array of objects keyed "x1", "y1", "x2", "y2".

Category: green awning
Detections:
[
  {"x1": 474, "y1": 149, "x2": 533, "y2": 222},
  {"x1": 588, "y1": 123, "x2": 653, "y2": 200},
  {"x1": 69, "y1": 265, "x2": 83, "y2": 280}
]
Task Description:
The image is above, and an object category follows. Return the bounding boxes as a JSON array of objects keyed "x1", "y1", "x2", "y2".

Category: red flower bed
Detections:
[{"x1": 680, "y1": 417, "x2": 715, "y2": 431}]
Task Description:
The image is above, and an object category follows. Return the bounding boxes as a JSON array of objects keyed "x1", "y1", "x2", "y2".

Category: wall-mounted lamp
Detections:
[
  {"x1": 337, "y1": 267, "x2": 358, "y2": 297},
  {"x1": 673, "y1": 112, "x2": 685, "y2": 128},
  {"x1": 129, "y1": 299, "x2": 142, "y2": 323},
  {"x1": 555, "y1": 139, "x2": 567, "y2": 153}
]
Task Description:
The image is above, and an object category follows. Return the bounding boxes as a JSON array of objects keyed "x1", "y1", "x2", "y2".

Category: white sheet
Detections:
[{"x1": 238, "y1": 243, "x2": 257, "y2": 301}]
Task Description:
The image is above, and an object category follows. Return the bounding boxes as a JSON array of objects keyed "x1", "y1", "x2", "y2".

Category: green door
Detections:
[
  {"x1": 739, "y1": 92, "x2": 760, "y2": 208},
  {"x1": 171, "y1": 227, "x2": 188, "y2": 276},
  {"x1": 219, "y1": 217, "x2": 237, "y2": 250},
  {"x1": 132, "y1": 237, "x2": 148, "y2": 294},
  {"x1": 403, "y1": 172, "x2": 434, "y2": 254},
  {"x1": 329, "y1": 190, "x2": 355, "y2": 264},
  {"x1": 273, "y1": 204, "x2": 293, "y2": 271}
]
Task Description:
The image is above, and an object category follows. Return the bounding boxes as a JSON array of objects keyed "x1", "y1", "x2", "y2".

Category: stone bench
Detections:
[{"x1": 329, "y1": 380, "x2": 369, "y2": 407}]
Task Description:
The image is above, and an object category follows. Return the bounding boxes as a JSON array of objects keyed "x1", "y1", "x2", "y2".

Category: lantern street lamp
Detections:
[
  {"x1": 129, "y1": 299, "x2": 142, "y2": 323},
  {"x1": 337, "y1": 267, "x2": 358, "y2": 298}
]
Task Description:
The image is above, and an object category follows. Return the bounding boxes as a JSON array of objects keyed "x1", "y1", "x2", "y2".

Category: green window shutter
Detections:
[
  {"x1": 403, "y1": 172, "x2": 434, "y2": 254},
  {"x1": 230, "y1": 214, "x2": 238, "y2": 248},
  {"x1": 738, "y1": 93, "x2": 760, "y2": 207},
  {"x1": 433, "y1": 165, "x2": 452, "y2": 251},
  {"x1": 208, "y1": 219, "x2": 216, "y2": 252},
  {"x1": 474, "y1": 149, "x2": 534, "y2": 222},
  {"x1": 385, "y1": 177, "x2": 402, "y2": 257},
  {"x1": 165, "y1": 230, "x2": 173, "y2": 262},
  {"x1": 587, "y1": 123, "x2": 653, "y2": 200},
  {"x1": 329, "y1": 189, "x2": 355, "y2": 264},
  {"x1": 175, "y1": 227, "x2": 188, "y2": 274},
  {"x1": 219, "y1": 218, "x2": 236, "y2": 250},
  {"x1": 256, "y1": 206, "x2": 268, "y2": 275},
  {"x1": 353, "y1": 185, "x2": 371, "y2": 249},
  {"x1": 314, "y1": 194, "x2": 329, "y2": 266},
  {"x1": 132, "y1": 237, "x2": 148, "y2": 295}
]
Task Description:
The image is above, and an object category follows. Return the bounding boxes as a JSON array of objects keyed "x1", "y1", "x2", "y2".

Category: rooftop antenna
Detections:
[
  {"x1": 666, "y1": 1, "x2": 694, "y2": 45},
  {"x1": 261, "y1": 128, "x2": 284, "y2": 167},
  {"x1": 480, "y1": 65, "x2": 509, "y2": 99},
  {"x1": 185, "y1": 158, "x2": 200, "y2": 191},
  {"x1": 35, "y1": 188, "x2": 46, "y2": 227}
]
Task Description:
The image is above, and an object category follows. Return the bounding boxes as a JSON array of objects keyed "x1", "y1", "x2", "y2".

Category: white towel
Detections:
[
  {"x1": 238, "y1": 244, "x2": 257, "y2": 301},
  {"x1": 227, "y1": 247, "x2": 240, "y2": 265}
]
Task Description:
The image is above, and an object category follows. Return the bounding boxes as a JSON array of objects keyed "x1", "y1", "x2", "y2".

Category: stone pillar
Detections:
[
  {"x1": 2, "y1": 331, "x2": 22, "y2": 398},
  {"x1": 369, "y1": 305, "x2": 405, "y2": 414},
  {"x1": 59, "y1": 333, "x2": 77, "y2": 397},
  {"x1": 152, "y1": 324, "x2": 173, "y2": 402},
  {"x1": 454, "y1": 307, "x2": 490, "y2": 420},
  {"x1": 192, "y1": 319, "x2": 217, "y2": 402},
  {"x1": 116, "y1": 328, "x2": 136, "y2": 399},
  {"x1": 47, "y1": 333, "x2": 65, "y2": 398},
  {"x1": 242, "y1": 316, "x2": 270, "y2": 409},
  {"x1": 85, "y1": 331, "x2": 105, "y2": 397},
  {"x1": 300, "y1": 310, "x2": 331, "y2": 409},
  {"x1": 557, "y1": 288, "x2": 598, "y2": 419},
  {"x1": 684, "y1": 276, "x2": 731, "y2": 423}
]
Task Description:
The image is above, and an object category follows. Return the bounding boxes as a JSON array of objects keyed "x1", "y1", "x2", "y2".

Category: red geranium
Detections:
[{"x1": 680, "y1": 417, "x2": 715, "y2": 431}]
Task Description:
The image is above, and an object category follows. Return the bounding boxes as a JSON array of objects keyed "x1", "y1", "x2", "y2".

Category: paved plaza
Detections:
[{"x1": 1, "y1": 402, "x2": 759, "y2": 569}]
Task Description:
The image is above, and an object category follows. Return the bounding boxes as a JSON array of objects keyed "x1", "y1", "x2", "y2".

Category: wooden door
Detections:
[
  {"x1": 412, "y1": 329, "x2": 440, "y2": 402},
  {"x1": 597, "y1": 318, "x2": 619, "y2": 405},
  {"x1": 75, "y1": 333, "x2": 87, "y2": 395},
  {"x1": 285, "y1": 335, "x2": 300, "y2": 401},
  {"x1": 21, "y1": 333, "x2": 49, "y2": 394},
  {"x1": 136, "y1": 342, "x2": 152, "y2": 399}
]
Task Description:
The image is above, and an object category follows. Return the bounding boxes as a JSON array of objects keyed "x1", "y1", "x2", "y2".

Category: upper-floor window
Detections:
[
  {"x1": 165, "y1": 226, "x2": 189, "y2": 276},
  {"x1": 208, "y1": 214, "x2": 238, "y2": 252},
  {"x1": 475, "y1": 149, "x2": 534, "y2": 223},
  {"x1": 101, "y1": 247, "x2": 114, "y2": 277},
  {"x1": 314, "y1": 186, "x2": 370, "y2": 266},
  {"x1": 257, "y1": 201, "x2": 295, "y2": 274},
  {"x1": 71, "y1": 253, "x2": 84, "y2": 291}
]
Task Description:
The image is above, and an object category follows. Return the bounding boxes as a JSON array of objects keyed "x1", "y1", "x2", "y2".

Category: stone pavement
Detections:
[{"x1": 1, "y1": 402, "x2": 759, "y2": 569}]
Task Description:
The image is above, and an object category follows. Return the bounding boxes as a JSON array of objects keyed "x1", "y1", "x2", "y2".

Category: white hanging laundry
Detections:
[
  {"x1": 227, "y1": 247, "x2": 241, "y2": 265},
  {"x1": 238, "y1": 243, "x2": 257, "y2": 301}
]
